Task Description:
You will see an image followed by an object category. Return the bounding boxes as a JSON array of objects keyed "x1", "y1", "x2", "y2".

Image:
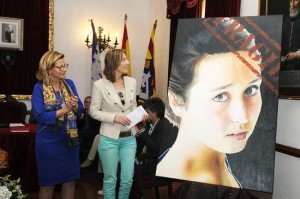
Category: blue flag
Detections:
[{"x1": 91, "y1": 19, "x2": 102, "y2": 86}]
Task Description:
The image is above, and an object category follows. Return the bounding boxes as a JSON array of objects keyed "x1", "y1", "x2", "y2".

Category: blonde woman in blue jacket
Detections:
[{"x1": 90, "y1": 49, "x2": 138, "y2": 199}]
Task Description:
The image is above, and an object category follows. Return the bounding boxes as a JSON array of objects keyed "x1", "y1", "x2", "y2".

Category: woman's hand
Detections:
[
  {"x1": 65, "y1": 101, "x2": 73, "y2": 112},
  {"x1": 286, "y1": 52, "x2": 298, "y2": 61},
  {"x1": 141, "y1": 114, "x2": 148, "y2": 122},
  {"x1": 114, "y1": 115, "x2": 131, "y2": 126},
  {"x1": 66, "y1": 95, "x2": 78, "y2": 111},
  {"x1": 135, "y1": 121, "x2": 146, "y2": 131},
  {"x1": 57, "y1": 102, "x2": 72, "y2": 117},
  {"x1": 134, "y1": 114, "x2": 148, "y2": 130},
  {"x1": 56, "y1": 95, "x2": 78, "y2": 117},
  {"x1": 69, "y1": 95, "x2": 78, "y2": 107}
]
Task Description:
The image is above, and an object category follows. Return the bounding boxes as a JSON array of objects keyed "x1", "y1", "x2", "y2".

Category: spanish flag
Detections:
[
  {"x1": 121, "y1": 14, "x2": 131, "y2": 77},
  {"x1": 138, "y1": 20, "x2": 157, "y2": 103}
]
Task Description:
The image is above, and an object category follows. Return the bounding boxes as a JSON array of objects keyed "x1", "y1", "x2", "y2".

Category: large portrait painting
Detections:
[
  {"x1": 156, "y1": 16, "x2": 282, "y2": 193},
  {"x1": 264, "y1": 0, "x2": 300, "y2": 97}
]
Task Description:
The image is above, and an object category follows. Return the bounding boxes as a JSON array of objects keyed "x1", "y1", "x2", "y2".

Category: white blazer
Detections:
[{"x1": 89, "y1": 76, "x2": 137, "y2": 139}]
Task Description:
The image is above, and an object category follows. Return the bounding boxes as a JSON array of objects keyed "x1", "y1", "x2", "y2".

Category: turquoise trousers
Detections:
[{"x1": 98, "y1": 135, "x2": 136, "y2": 199}]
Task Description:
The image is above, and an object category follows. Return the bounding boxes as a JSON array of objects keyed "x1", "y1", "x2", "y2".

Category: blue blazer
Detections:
[{"x1": 31, "y1": 79, "x2": 84, "y2": 125}]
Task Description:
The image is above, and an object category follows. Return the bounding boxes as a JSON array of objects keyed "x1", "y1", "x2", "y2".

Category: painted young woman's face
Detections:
[{"x1": 182, "y1": 51, "x2": 262, "y2": 154}]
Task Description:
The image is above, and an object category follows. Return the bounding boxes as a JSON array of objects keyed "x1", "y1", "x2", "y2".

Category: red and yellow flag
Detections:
[
  {"x1": 121, "y1": 14, "x2": 131, "y2": 77},
  {"x1": 138, "y1": 20, "x2": 157, "y2": 103}
]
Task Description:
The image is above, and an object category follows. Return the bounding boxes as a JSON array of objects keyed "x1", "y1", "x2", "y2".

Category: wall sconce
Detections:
[
  {"x1": 0, "y1": 50, "x2": 16, "y2": 70},
  {"x1": 85, "y1": 26, "x2": 118, "y2": 52}
]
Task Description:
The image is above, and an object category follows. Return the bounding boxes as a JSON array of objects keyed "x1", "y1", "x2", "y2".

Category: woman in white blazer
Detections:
[{"x1": 90, "y1": 49, "x2": 137, "y2": 199}]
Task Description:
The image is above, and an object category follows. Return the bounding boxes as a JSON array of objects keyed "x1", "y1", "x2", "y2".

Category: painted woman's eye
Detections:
[
  {"x1": 213, "y1": 93, "x2": 229, "y2": 102},
  {"x1": 244, "y1": 85, "x2": 259, "y2": 96}
]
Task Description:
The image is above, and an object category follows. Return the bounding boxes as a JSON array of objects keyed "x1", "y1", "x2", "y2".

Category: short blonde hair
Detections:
[{"x1": 36, "y1": 51, "x2": 64, "y2": 85}]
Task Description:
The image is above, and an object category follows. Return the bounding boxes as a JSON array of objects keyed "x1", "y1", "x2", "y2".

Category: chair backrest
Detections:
[
  {"x1": 28, "y1": 109, "x2": 37, "y2": 123},
  {"x1": 0, "y1": 100, "x2": 27, "y2": 123}
]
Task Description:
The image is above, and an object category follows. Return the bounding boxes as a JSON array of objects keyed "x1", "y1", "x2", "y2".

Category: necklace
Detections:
[{"x1": 117, "y1": 90, "x2": 125, "y2": 106}]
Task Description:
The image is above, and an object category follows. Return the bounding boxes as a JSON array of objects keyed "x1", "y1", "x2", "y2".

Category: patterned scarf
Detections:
[{"x1": 43, "y1": 79, "x2": 79, "y2": 146}]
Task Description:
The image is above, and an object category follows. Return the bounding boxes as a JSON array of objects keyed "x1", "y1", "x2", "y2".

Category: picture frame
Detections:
[
  {"x1": 260, "y1": 0, "x2": 300, "y2": 99},
  {"x1": 0, "y1": 16, "x2": 24, "y2": 51}
]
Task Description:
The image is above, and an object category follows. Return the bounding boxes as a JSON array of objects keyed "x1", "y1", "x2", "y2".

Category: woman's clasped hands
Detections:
[{"x1": 65, "y1": 95, "x2": 78, "y2": 111}]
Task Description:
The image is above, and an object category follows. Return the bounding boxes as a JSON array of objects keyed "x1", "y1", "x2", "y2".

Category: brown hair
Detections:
[
  {"x1": 36, "y1": 51, "x2": 64, "y2": 85},
  {"x1": 103, "y1": 49, "x2": 126, "y2": 82}
]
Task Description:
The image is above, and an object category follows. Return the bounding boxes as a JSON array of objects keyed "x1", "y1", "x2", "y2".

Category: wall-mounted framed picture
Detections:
[
  {"x1": 260, "y1": 0, "x2": 300, "y2": 99},
  {"x1": 0, "y1": 16, "x2": 24, "y2": 51}
]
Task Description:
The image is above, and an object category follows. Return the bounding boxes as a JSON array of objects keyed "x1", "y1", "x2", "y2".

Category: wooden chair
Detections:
[
  {"x1": 133, "y1": 152, "x2": 173, "y2": 199},
  {"x1": 0, "y1": 100, "x2": 27, "y2": 123}
]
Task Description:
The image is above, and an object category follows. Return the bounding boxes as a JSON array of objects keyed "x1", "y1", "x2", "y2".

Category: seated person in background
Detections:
[
  {"x1": 130, "y1": 97, "x2": 178, "y2": 198},
  {"x1": 79, "y1": 96, "x2": 104, "y2": 196},
  {"x1": 77, "y1": 96, "x2": 101, "y2": 161},
  {"x1": 80, "y1": 134, "x2": 101, "y2": 168},
  {"x1": 81, "y1": 134, "x2": 105, "y2": 198},
  {"x1": 80, "y1": 134, "x2": 105, "y2": 196},
  {"x1": 135, "y1": 97, "x2": 179, "y2": 180}
]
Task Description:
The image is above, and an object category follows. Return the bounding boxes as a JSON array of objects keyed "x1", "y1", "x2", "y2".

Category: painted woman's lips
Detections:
[{"x1": 227, "y1": 132, "x2": 247, "y2": 141}]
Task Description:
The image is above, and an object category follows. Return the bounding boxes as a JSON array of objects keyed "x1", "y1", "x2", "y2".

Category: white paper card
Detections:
[{"x1": 126, "y1": 105, "x2": 148, "y2": 129}]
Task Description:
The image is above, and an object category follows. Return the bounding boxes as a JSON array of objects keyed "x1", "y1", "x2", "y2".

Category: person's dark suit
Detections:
[
  {"x1": 136, "y1": 118, "x2": 163, "y2": 177},
  {"x1": 281, "y1": 15, "x2": 300, "y2": 70},
  {"x1": 157, "y1": 118, "x2": 178, "y2": 159},
  {"x1": 137, "y1": 117, "x2": 178, "y2": 184},
  {"x1": 5, "y1": 30, "x2": 11, "y2": 43},
  {"x1": 77, "y1": 109, "x2": 101, "y2": 131}
]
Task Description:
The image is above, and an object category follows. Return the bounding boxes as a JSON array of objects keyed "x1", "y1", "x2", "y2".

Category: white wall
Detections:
[
  {"x1": 240, "y1": 0, "x2": 259, "y2": 16},
  {"x1": 273, "y1": 100, "x2": 300, "y2": 199},
  {"x1": 54, "y1": 0, "x2": 170, "y2": 103}
]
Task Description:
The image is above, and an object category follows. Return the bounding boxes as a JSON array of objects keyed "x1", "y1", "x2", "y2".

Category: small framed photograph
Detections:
[{"x1": 0, "y1": 16, "x2": 24, "y2": 51}]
